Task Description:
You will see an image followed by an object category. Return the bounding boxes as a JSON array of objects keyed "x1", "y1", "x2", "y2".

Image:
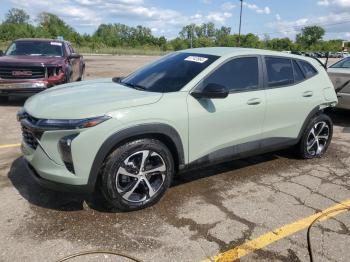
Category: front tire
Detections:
[
  {"x1": 100, "y1": 138, "x2": 174, "y2": 211},
  {"x1": 297, "y1": 113, "x2": 333, "y2": 159},
  {"x1": 77, "y1": 66, "x2": 85, "y2": 81}
]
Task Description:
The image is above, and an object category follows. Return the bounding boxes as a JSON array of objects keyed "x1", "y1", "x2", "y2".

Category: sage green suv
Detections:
[{"x1": 18, "y1": 48, "x2": 338, "y2": 211}]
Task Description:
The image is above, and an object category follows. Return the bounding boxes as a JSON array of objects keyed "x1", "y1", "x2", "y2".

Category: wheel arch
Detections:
[
  {"x1": 87, "y1": 123, "x2": 185, "y2": 190},
  {"x1": 297, "y1": 106, "x2": 326, "y2": 141}
]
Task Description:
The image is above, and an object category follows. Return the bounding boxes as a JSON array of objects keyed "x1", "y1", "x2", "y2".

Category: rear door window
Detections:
[
  {"x1": 265, "y1": 57, "x2": 294, "y2": 87},
  {"x1": 298, "y1": 61, "x2": 318, "y2": 78},
  {"x1": 202, "y1": 57, "x2": 260, "y2": 92}
]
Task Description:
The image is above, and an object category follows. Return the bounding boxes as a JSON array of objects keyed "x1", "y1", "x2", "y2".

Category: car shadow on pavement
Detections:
[
  {"x1": 7, "y1": 157, "x2": 90, "y2": 212},
  {"x1": 327, "y1": 108, "x2": 350, "y2": 128},
  {"x1": 8, "y1": 153, "x2": 281, "y2": 213},
  {"x1": 173, "y1": 153, "x2": 280, "y2": 186}
]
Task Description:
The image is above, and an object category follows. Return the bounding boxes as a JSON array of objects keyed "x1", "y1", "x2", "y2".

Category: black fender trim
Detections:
[
  {"x1": 297, "y1": 106, "x2": 323, "y2": 141},
  {"x1": 87, "y1": 123, "x2": 185, "y2": 190}
]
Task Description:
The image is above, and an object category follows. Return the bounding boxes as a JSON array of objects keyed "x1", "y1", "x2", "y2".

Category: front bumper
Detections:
[
  {"x1": 25, "y1": 159, "x2": 94, "y2": 193},
  {"x1": 19, "y1": 113, "x2": 122, "y2": 194},
  {"x1": 0, "y1": 81, "x2": 48, "y2": 96},
  {"x1": 0, "y1": 72, "x2": 66, "y2": 96}
]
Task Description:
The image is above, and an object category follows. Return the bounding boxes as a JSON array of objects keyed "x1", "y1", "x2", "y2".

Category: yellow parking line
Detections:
[
  {"x1": 201, "y1": 199, "x2": 350, "y2": 262},
  {"x1": 0, "y1": 143, "x2": 21, "y2": 149}
]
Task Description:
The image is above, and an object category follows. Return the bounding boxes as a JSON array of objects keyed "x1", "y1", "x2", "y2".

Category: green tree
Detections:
[
  {"x1": 37, "y1": 12, "x2": 77, "y2": 40},
  {"x1": 169, "y1": 37, "x2": 189, "y2": 50},
  {"x1": 240, "y1": 33, "x2": 260, "y2": 48},
  {"x1": 215, "y1": 26, "x2": 231, "y2": 40},
  {"x1": 180, "y1": 24, "x2": 196, "y2": 40},
  {"x1": 265, "y1": 37, "x2": 293, "y2": 51},
  {"x1": 296, "y1": 26, "x2": 325, "y2": 48},
  {"x1": 4, "y1": 8, "x2": 30, "y2": 24}
]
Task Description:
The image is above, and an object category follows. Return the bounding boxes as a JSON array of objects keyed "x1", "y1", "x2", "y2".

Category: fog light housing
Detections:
[{"x1": 58, "y1": 134, "x2": 78, "y2": 174}]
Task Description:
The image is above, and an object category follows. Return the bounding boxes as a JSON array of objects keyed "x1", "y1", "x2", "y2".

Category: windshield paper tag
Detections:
[
  {"x1": 185, "y1": 56, "x2": 208, "y2": 63},
  {"x1": 50, "y1": 42, "x2": 62, "y2": 46}
]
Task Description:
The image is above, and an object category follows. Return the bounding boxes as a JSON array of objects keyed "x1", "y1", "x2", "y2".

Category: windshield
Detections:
[
  {"x1": 5, "y1": 41, "x2": 64, "y2": 57},
  {"x1": 120, "y1": 52, "x2": 219, "y2": 92},
  {"x1": 330, "y1": 57, "x2": 350, "y2": 69}
]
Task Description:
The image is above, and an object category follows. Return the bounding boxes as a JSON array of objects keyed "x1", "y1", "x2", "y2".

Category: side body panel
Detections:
[
  {"x1": 262, "y1": 58, "x2": 337, "y2": 144},
  {"x1": 187, "y1": 91, "x2": 266, "y2": 164},
  {"x1": 186, "y1": 55, "x2": 266, "y2": 164}
]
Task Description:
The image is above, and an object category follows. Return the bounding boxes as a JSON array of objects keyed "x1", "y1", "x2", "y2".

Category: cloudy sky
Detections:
[{"x1": 1, "y1": 0, "x2": 350, "y2": 40}]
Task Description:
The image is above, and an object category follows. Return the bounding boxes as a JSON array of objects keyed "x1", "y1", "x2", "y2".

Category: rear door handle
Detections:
[
  {"x1": 302, "y1": 91, "x2": 313, "y2": 97},
  {"x1": 247, "y1": 98, "x2": 262, "y2": 105}
]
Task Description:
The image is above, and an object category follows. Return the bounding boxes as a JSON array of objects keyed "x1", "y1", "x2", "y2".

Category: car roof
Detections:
[
  {"x1": 15, "y1": 38, "x2": 70, "y2": 44},
  {"x1": 179, "y1": 47, "x2": 316, "y2": 62}
]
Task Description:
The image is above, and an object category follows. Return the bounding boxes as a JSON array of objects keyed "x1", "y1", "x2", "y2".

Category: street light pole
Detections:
[{"x1": 238, "y1": 0, "x2": 243, "y2": 46}]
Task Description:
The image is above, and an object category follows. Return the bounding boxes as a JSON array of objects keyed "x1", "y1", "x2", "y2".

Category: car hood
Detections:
[
  {"x1": 0, "y1": 55, "x2": 65, "y2": 66},
  {"x1": 24, "y1": 78, "x2": 163, "y2": 119}
]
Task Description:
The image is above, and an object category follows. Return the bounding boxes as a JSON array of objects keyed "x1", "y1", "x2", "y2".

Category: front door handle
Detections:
[
  {"x1": 247, "y1": 98, "x2": 262, "y2": 105},
  {"x1": 302, "y1": 91, "x2": 313, "y2": 97}
]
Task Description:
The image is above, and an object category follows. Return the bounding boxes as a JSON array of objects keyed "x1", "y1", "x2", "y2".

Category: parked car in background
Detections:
[
  {"x1": 18, "y1": 47, "x2": 337, "y2": 211},
  {"x1": 328, "y1": 57, "x2": 350, "y2": 109},
  {"x1": 0, "y1": 38, "x2": 85, "y2": 102},
  {"x1": 341, "y1": 52, "x2": 349, "y2": 58}
]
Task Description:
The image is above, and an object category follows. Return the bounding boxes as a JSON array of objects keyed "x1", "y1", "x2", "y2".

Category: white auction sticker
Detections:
[
  {"x1": 50, "y1": 42, "x2": 62, "y2": 46},
  {"x1": 185, "y1": 56, "x2": 208, "y2": 63}
]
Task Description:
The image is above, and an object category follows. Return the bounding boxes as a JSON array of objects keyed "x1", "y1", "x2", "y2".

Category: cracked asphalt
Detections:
[{"x1": 0, "y1": 55, "x2": 349, "y2": 262}]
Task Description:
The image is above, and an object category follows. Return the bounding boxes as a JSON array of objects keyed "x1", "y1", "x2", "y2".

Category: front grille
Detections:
[
  {"x1": 0, "y1": 66, "x2": 45, "y2": 79},
  {"x1": 21, "y1": 124, "x2": 39, "y2": 150}
]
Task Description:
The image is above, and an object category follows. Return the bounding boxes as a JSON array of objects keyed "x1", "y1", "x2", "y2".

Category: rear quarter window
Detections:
[{"x1": 298, "y1": 60, "x2": 318, "y2": 78}]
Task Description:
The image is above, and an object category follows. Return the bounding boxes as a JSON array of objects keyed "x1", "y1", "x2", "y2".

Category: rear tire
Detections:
[
  {"x1": 100, "y1": 138, "x2": 174, "y2": 211},
  {"x1": 297, "y1": 113, "x2": 333, "y2": 159}
]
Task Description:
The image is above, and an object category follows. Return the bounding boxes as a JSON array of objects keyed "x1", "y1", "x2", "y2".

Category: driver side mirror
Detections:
[
  {"x1": 69, "y1": 53, "x2": 80, "y2": 59},
  {"x1": 191, "y1": 83, "x2": 229, "y2": 99}
]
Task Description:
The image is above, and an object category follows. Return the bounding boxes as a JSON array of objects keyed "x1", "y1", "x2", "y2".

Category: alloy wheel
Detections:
[
  {"x1": 115, "y1": 150, "x2": 167, "y2": 203},
  {"x1": 306, "y1": 121, "x2": 330, "y2": 156}
]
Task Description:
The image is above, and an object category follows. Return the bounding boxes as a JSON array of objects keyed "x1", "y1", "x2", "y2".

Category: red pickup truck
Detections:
[{"x1": 0, "y1": 38, "x2": 85, "y2": 102}]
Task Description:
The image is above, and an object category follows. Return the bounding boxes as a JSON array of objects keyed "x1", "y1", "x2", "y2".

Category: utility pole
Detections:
[{"x1": 238, "y1": 0, "x2": 243, "y2": 47}]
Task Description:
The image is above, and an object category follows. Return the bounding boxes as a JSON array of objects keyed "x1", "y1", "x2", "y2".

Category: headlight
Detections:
[{"x1": 35, "y1": 116, "x2": 111, "y2": 130}]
